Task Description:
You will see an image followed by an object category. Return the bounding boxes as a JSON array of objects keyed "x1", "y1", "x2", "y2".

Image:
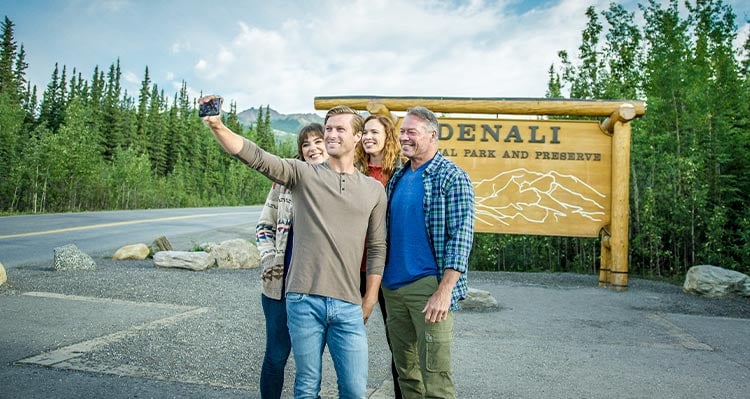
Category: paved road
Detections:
[
  {"x1": 1, "y1": 220, "x2": 749, "y2": 398},
  {"x1": 0, "y1": 206, "x2": 262, "y2": 268}
]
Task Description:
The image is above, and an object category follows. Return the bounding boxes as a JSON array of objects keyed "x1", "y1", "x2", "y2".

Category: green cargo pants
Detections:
[{"x1": 382, "y1": 276, "x2": 455, "y2": 399}]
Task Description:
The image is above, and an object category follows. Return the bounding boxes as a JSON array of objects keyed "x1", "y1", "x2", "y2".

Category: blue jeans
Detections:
[
  {"x1": 286, "y1": 293, "x2": 368, "y2": 399},
  {"x1": 261, "y1": 294, "x2": 292, "y2": 399}
]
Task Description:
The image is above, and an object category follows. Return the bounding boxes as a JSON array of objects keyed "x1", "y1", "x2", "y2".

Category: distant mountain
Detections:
[{"x1": 237, "y1": 107, "x2": 324, "y2": 141}]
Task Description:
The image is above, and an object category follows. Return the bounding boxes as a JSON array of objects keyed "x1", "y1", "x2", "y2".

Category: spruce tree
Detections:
[
  {"x1": 264, "y1": 105, "x2": 275, "y2": 151},
  {"x1": 22, "y1": 80, "x2": 36, "y2": 127},
  {"x1": 255, "y1": 105, "x2": 264, "y2": 143},
  {"x1": 254, "y1": 104, "x2": 275, "y2": 151},
  {"x1": 102, "y1": 60, "x2": 124, "y2": 159},
  {"x1": 0, "y1": 16, "x2": 17, "y2": 98},
  {"x1": 164, "y1": 92, "x2": 180, "y2": 175},
  {"x1": 224, "y1": 100, "x2": 243, "y2": 134},
  {"x1": 135, "y1": 66, "x2": 151, "y2": 153},
  {"x1": 0, "y1": 16, "x2": 26, "y2": 210},
  {"x1": 38, "y1": 63, "x2": 66, "y2": 131},
  {"x1": 87, "y1": 66, "x2": 105, "y2": 138},
  {"x1": 148, "y1": 86, "x2": 168, "y2": 176},
  {"x1": 13, "y1": 43, "x2": 28, "y2": 110}
]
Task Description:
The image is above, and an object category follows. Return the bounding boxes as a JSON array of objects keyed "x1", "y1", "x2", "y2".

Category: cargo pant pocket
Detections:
[{"x1": 424, "y1": 328, "x2": 452, "y2": 373}]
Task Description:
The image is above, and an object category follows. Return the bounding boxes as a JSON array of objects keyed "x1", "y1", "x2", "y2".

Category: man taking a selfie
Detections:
[{"x1": 200, "y1": 96, "x2": 386, "y2": 399}]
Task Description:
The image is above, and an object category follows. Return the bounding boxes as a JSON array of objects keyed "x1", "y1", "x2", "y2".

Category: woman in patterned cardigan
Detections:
[{"x1": 255, "y1": 123, "x2": 327, "y2": 399}]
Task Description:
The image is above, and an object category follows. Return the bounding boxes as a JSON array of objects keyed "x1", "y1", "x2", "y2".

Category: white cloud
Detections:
[
  {"x1": 171, "y1": 40, "x2": 192, "y2": 54},
  {"x1": 736, "y1": 21, "x2": 750, "y2": 55},
  {"x1": 123, "y1": 70, "x2": 139, "y2": 85},
  {"x1": 191, "y1": 0, "x2": 605, "y2": 113},
  {"x1": 85, "y1": 0, "x2": 133, "y2": 14},
  {"x1": 217, "y1": 47, "x2": 235, "y2": 64},
  {"x1": 18, "y1": 0, "x2": 747, "y2": 115},
  {"x1": 195, "y1": 59, "x2": 208, "y2": 71}
]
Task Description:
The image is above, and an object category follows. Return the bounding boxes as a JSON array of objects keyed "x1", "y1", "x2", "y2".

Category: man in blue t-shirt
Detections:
[{"x1": 382, "y1": 106, "x2": 475, "y2": 399}]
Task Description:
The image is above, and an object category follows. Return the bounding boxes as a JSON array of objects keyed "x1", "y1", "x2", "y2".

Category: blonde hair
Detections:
[
  {"x1": 355, "y1": 114, "x2": 403, "y2": 180},
  {"x1": 324, "y1": 105, "x2": 364, "y2": 135}
]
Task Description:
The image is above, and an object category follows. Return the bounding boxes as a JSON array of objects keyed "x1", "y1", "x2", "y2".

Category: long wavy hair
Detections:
[{"x1": 355, "y1": 114, "x2": 403, "y2": 180}]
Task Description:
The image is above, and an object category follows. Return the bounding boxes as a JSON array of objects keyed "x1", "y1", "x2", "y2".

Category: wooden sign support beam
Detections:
[
  {"x1": 599, "y1": 104, "x2": 637, "y2": 290},
  {"x1": 365, "y1": 101, "x2": 396, "y2": 122},
  {"x1": 315, "y1": 96, "x2": 646, "y2": 117}
]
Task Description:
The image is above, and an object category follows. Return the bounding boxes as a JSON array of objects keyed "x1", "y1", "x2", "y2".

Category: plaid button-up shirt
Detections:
[{"x1": 386, "y1": 152, "x2": 475, "y2": 311}]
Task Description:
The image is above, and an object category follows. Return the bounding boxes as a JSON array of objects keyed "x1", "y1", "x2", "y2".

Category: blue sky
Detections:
[{"x1": 4, "y1": 0, "x2": 750, "y2": 115}]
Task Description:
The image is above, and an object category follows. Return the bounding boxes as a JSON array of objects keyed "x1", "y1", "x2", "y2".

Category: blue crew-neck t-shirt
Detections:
[{"x1": 383, "y1": 161, "x2": 438, "y2": 290}]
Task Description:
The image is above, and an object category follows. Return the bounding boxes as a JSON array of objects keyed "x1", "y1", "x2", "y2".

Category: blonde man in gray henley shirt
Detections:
[{"x1": 201, "y1": 96, "x2": 386, "y2": 399}]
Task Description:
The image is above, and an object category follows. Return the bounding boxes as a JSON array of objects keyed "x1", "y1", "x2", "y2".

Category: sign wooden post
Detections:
[
  {"x1": 315, "y1": 96, "x2": 645, "y2": 290},
  {"x1": 599, "y1": 104, "x2": 637, "y2": 290}
]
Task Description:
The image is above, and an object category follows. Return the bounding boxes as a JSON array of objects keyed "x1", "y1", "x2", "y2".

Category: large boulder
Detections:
[
  {"x1": 683, "y1": 265, "x2": 750, "y2": 298},
  {"x1": 460, "y1": 287, "x2": 500, "y2": 311},
  {"x1": 153, "y1": 251, "x2": 216, "y2": 271},
  {"x1": 0, "y1": 262, "x2": 6, "y2": 286},
  {"x1": 53, "y1": 244, "x2": 97, "y2": 271},
  {"x1": 150, "y1": 235, "x2": 173, "y2": 254},
  {"x1": 113, "y1": 243, "x2": 150, "y2": 260},
  {"x1": 205, "y1": 239, "x2": 260, "y2": 269}
]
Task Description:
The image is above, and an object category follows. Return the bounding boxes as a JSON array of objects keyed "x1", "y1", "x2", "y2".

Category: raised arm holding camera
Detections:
[{"x1": 199, "y1": 95, "x2": 386, "y2": 399}]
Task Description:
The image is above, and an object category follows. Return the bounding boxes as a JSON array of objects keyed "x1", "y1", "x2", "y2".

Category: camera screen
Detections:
[{"x1": 199, "y1": 98, "x2": 221, "y2": 117}]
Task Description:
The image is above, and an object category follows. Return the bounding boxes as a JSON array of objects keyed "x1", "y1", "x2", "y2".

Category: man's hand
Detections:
[
  {"x1": 362, "y1": 295, "x2": 377, "y2": 324},
  {"x1": 198, "y1": 95, "x2": 243, "y2": 155},
  {"x1": 422, "y1": 269, "x2": 461, "y2": 323},
  {"x1": 362, "y1": 273, "x2": 382, "y2": 324},
  {"x1": 422, "y1": 287, "x2": 452, "y2": 323},
  {"x1": 198, "y1": 95, "x2": 223, "y2": 128}
]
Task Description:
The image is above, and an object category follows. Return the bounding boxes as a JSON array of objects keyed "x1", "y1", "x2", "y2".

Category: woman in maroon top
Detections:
[
  {"x1": 355, "y1": 114, "x2": 403, "y2": 186},
  {"x1": 355, "y1": 113, "x2": 404, "y2": 399}
]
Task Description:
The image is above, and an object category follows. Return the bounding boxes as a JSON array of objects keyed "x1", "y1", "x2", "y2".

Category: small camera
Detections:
[{"x1": 199, "y1": 97, "x2": 222, "y2": 117}]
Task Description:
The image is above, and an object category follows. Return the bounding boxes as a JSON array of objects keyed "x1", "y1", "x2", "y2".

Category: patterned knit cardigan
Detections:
[{"x1": 255, "y1": 183, "x2": 293, "y2": 300}]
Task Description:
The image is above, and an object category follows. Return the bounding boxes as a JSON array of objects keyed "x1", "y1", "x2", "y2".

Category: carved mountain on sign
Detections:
[{"x1": 473, "y1": 168, "x2": 606, "y2": 227}]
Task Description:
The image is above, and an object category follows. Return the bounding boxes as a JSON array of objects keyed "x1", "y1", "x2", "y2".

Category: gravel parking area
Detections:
[
  {"x1": 469, "y1": 270, "x2": 750, "y2": 319},
  {"x1": 2, "y1": 259, "x2": 748, "y2": 398}
]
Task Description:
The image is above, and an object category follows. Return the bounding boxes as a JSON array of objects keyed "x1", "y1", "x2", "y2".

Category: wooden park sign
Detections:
[{"x1": 314, "y1": 96, "x2": 645, "y2": 290}]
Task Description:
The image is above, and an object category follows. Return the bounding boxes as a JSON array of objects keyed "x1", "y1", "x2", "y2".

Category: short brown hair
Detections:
[{"x1": 405, "y1": 106, "x2": 439, "y2": 135}]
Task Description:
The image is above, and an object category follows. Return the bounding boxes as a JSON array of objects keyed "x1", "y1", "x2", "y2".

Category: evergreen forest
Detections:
[
  {"x1": 1, "y1": 0, "x2": 749, "y2": 280},
  {"x1": 0, "y1": 15, "x2": 285, "y2": 215}
]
